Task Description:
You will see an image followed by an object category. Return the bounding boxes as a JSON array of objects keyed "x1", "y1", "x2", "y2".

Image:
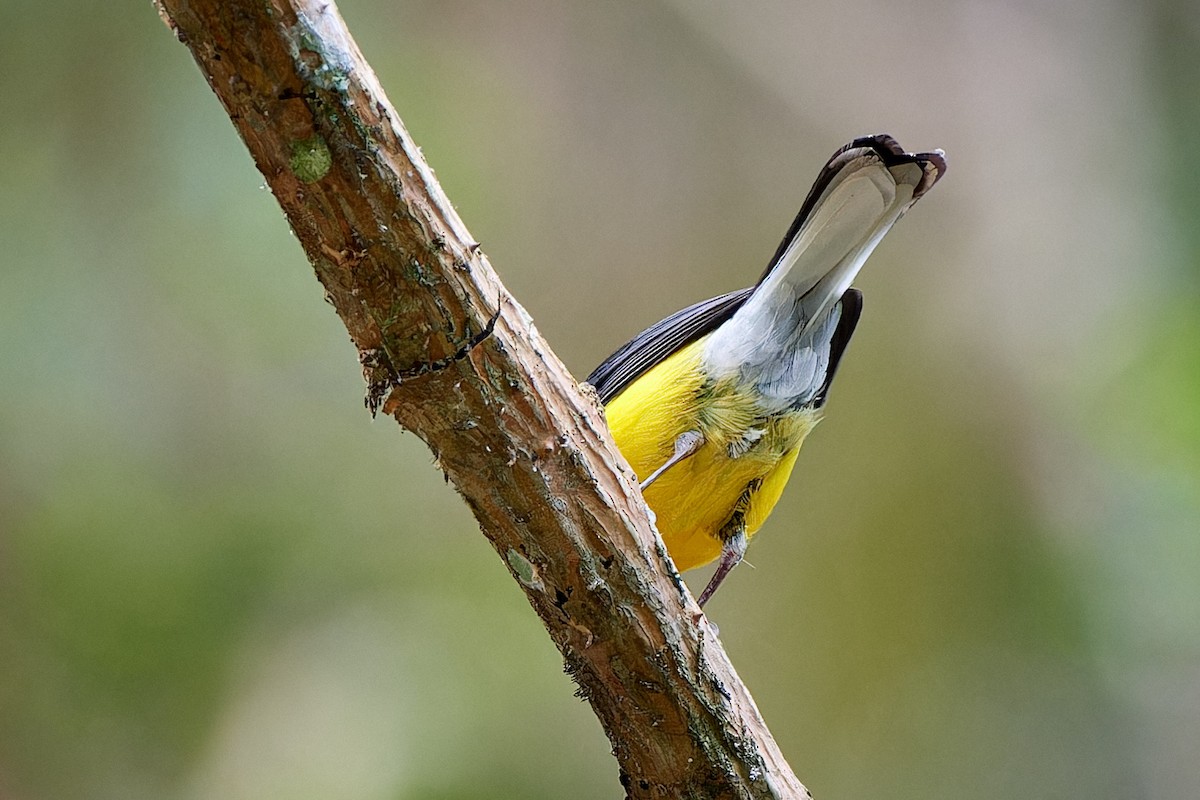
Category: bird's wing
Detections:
[
  {"x1": 811, "y1": 288, "x2": 862, "y2": 409},
  {"x1": 586, "y1": 288, "x2": 754, "y2": 404}
]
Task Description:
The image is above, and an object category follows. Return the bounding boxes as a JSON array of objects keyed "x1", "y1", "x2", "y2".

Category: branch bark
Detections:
[{"x1": 153, "y1": 2, "x2": 810, "y2": 797}]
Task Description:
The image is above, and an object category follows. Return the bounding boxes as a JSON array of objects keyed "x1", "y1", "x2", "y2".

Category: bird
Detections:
[{"x1": 587, "y1": 134, "x2": 945, "y2": 607}]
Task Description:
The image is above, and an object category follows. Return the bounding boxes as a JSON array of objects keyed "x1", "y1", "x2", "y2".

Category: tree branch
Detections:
[{"x1": 153, "y1": 2, "x2": 810, "y2": 797}]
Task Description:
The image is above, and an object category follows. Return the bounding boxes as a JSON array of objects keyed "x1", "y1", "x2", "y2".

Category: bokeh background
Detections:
[{"x1": 2, "y1": 1, "x2": 1198, "y2": 798}]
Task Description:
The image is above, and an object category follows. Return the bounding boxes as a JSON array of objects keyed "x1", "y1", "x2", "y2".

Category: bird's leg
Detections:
[
  {"x1": 697, "y1": 521, "x2": 747, "y2": 608},
  {"x1": 696, "y1": 478, "x2": 760, "y2": 607},
  {"x1": 639, "y1": 429, "x2": 704, "y2": 491}
]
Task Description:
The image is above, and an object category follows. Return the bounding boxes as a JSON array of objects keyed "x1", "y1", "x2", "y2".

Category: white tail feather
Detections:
[{"x1": 702, "y1": 150, "x2": 925, "y2": 411}]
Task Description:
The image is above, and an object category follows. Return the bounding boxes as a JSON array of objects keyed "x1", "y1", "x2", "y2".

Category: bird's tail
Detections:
[{"x1": 702, "y1": 135, "x2": 945, "y2": 407}]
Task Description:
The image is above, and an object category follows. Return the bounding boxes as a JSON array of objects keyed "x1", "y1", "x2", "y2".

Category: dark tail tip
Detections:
[{"x1": 849, "y1": 133, "x2": 946, "y2": 197}]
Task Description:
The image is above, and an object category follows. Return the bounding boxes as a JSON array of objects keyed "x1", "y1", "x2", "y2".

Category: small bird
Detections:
[{"x1": 587, "y1": 134, "x2": 945, "y2": 606}]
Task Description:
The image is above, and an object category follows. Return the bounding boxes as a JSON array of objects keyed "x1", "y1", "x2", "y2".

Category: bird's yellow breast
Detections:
[{"x1": 603, "y1": 338, "x2": 820, "y2": 571}]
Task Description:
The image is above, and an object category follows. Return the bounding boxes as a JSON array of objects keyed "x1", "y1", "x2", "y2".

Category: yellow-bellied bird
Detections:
[{"x1": 588, "y1": 134, "x2": 946, "y2": 606}]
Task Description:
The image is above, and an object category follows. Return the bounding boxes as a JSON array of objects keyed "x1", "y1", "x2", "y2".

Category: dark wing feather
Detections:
[
  {"x1": 587, "y1": 288, "x2": 754, "y2": 403},
  {"x1": 811, "y1": 289, "x2": 863, "y2": 409}
]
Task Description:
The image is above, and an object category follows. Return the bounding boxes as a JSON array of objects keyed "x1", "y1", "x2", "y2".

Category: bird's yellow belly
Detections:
[{"x1": 602, "y1": 339, "x2": 819, "y2": 571}]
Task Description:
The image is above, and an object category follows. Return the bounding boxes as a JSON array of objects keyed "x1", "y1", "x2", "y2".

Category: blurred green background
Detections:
[{"x1": 2, "y1": 1, "x2": 1198, "y2": 798}]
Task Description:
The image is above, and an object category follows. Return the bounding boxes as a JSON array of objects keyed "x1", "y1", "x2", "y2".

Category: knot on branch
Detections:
[{"x1": 361, "y1": 301, "x2": 501, "y2": 416}]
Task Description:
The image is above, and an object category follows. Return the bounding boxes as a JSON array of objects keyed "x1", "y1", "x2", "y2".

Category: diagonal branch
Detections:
[{"x1": 153, "y1": 1, "x2": 810, "y2": 797}]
